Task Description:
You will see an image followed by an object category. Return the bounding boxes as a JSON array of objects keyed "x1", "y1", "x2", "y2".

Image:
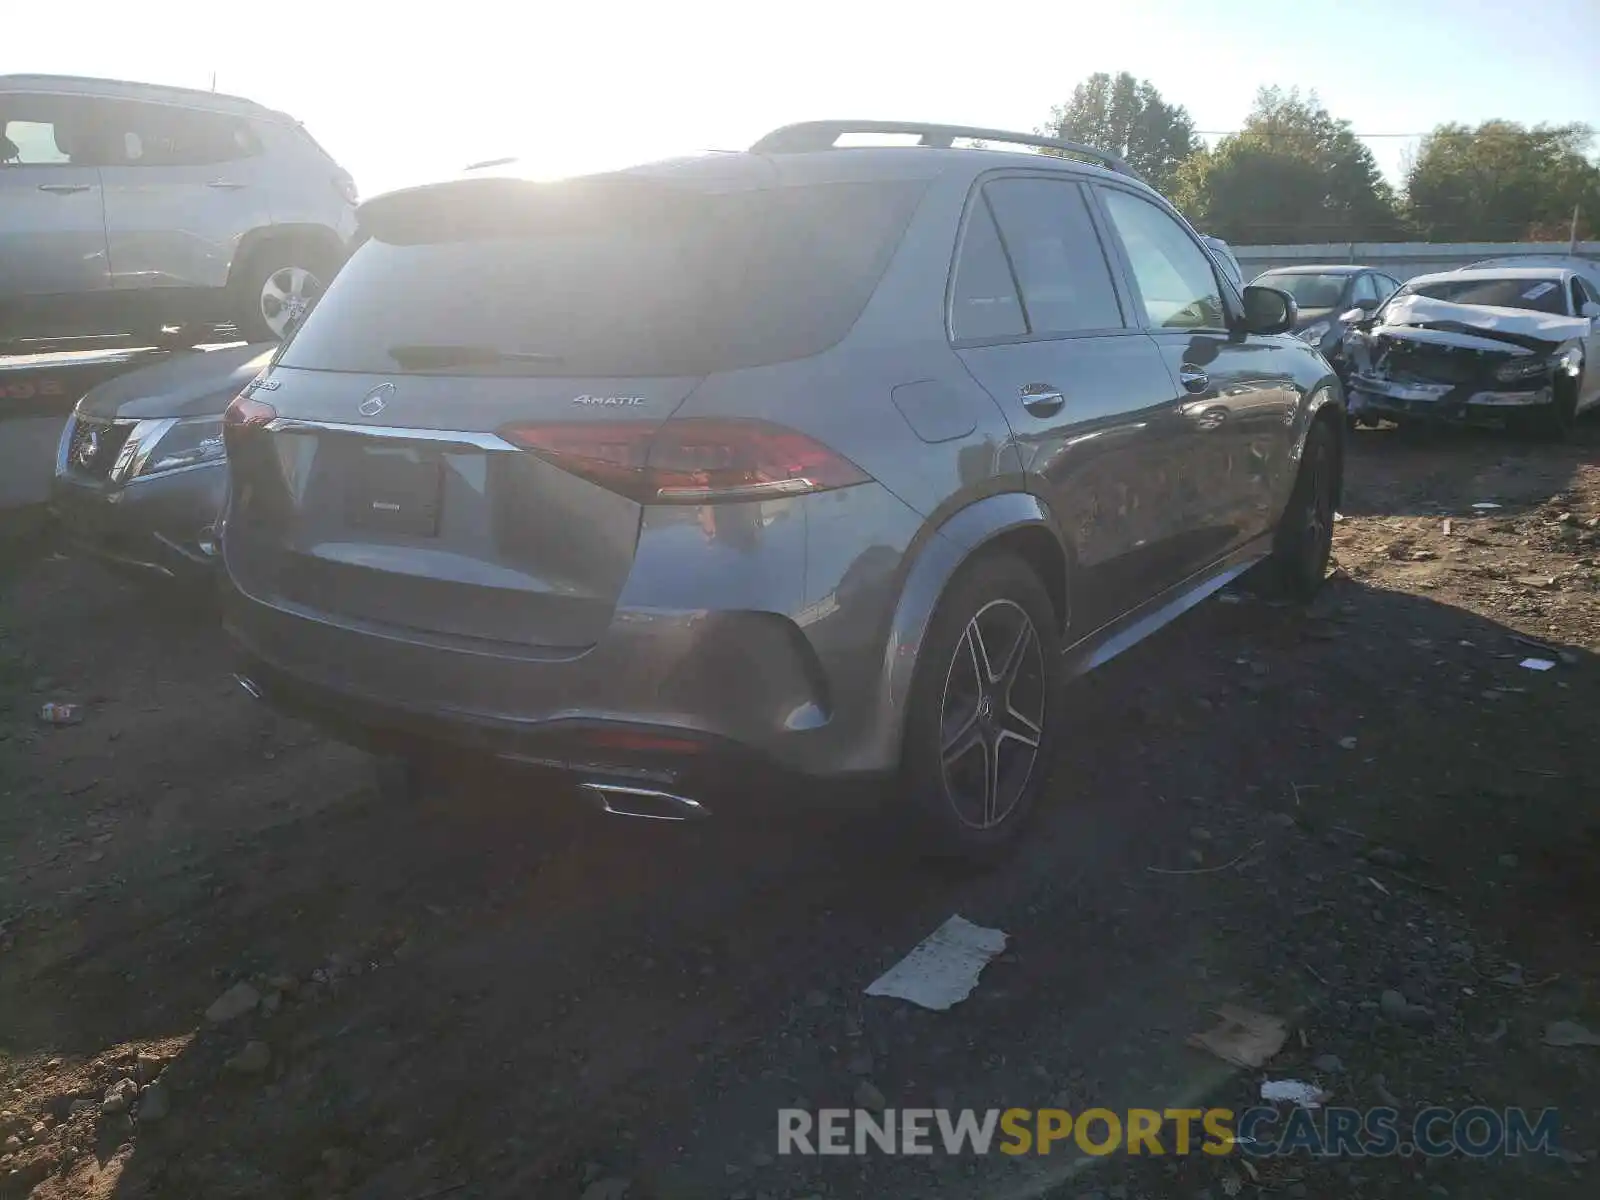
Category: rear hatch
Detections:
[{"x1": 223, "y1": 172, "x2": 921, "y2": 652}]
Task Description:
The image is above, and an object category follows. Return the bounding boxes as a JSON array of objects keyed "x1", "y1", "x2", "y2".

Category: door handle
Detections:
[
  {"x1": 38, "y1": 183, "x2": 92, "y2": 195},
  {"x1": 1019, "y1": 383, "x2": 1065, "y2": 417},
  {"x1": 1178, "y1": 364, "x2": 1210, "y2": 393},
  {"x1": 206, "y1": 180, "x2": 247, "y2": 190}
]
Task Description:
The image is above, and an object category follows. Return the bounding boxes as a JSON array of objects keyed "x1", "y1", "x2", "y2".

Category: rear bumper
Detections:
[
  {"x1": 224, "y1": 588, "x2": 895, "y2": 781},
  {"x1": 229, "y1": 648, "x2": 782, "y2": 789},
  {"x1": 49, "y1": 461, "x2": 227, "y2": 580}
]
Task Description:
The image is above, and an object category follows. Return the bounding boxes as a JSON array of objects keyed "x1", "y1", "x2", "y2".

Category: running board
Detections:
[{"x1": 1062, "y1": 537, "x2": 1273, "y2": 678}]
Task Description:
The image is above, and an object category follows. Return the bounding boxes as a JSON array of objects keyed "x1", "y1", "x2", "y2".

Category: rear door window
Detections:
[
  {"x1": 100, "y1": 102, "x2": 260, "y2": 166},
  {"x1": 981, "y1": 178, "x2": 1124, "y2": 336},
  {"x1": 280, "y1": 179, "x2": 925, "y2": 377}
]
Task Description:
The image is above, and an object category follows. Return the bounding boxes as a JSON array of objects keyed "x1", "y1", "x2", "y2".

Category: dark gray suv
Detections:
[{"x1": 221, "y1": 121, "x2": 1343, "y2": 858}]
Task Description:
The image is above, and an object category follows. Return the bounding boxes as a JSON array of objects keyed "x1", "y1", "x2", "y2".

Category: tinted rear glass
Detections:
[
  {"x1": 279, "y1": 180, "x2": 926, "y2": 377},
  {"x1": 1399, "y1": 276, "x2": 1568, "y2": 316}
]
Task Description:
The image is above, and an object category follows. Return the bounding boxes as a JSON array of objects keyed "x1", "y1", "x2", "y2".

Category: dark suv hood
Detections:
[{"x1": 77, "y1": 344, "x2": 277, "y2": 420}]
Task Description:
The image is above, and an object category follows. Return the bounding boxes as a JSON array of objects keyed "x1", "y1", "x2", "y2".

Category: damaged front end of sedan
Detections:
[{"x1": 1344, "y1": 294, "x2": 1584, "y2": 433}]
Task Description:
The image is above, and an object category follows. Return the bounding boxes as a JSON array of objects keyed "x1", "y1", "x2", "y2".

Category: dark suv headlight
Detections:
[{"x1": 112, "y1": 417, "x2": 228, "y2": 481}]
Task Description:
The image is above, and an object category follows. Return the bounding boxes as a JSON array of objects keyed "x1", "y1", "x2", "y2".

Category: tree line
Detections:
[{"x1": 1040, "y1": 73, "x2": 1600, "y2": 245}]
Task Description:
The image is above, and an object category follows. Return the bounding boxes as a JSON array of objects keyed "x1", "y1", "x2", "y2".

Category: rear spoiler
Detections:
[{"x1": 355, "y1": 175, "x2": 704, "y2": 245}]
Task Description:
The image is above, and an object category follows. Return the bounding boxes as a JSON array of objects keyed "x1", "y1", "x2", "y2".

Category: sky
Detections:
[{"x1": 7, "y1": 0, "x2": 1599, "y2": 201}]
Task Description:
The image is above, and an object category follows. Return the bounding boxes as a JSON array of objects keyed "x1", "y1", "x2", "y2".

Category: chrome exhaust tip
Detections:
[
  {"x1": 580, "y1": 781, "x2": 710, "y2": 822},
  {"x1": 232, "y1": 673, "x2": 263, "y2": 700}
]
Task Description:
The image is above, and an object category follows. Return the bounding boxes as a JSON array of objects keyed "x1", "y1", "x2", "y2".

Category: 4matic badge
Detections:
[{"x1": 571, "y1": 394, "x2": 646, "y2": 407}]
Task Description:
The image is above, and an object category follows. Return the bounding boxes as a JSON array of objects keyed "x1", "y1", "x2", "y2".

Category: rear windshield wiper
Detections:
[{"x1": 386, "y1": 344, "x2": 566, "y2": 372}]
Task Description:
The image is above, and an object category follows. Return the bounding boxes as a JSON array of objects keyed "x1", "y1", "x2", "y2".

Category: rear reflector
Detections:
[
  {"x1": 224, "y1": 395, "x2": 279, "y2": 428},
  {"x1": 499, "y1": 418, "x2": 869, "y2": 504}
]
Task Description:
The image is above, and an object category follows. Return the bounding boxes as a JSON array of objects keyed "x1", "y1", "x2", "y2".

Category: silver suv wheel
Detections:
[{"x1": 259, "y1": 267, "x2": 323, "y2": 338}]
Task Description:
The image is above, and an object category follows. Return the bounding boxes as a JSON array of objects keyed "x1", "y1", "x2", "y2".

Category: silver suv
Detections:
[
  {"x1": 222, "y1": 121, "x2": 1342, "y2": 860},
  {"x1": 0, "y1": 74, "x2": 357, "y2": 347}
]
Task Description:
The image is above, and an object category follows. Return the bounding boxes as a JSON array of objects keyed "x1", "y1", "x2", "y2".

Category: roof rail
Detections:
[
  {"x1": 0, "y1": 73, "x2": 266, "y2": 111},
  {"x1": 749, "y1": 120, "x2": 1135, "y2": 177}
]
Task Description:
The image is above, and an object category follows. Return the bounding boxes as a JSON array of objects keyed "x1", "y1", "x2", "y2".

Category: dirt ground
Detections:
[{"x1": 1, "y1": 419, "x2": 1597, "y2": 1200}]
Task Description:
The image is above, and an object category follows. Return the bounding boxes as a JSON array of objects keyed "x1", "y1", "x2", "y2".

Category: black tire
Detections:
[
  {"x1": 900, "y1": 551, "x2": 1062, "y2": 863},
  {"x1": 1267, "y1": 417, "x2": 1338, "y2": 602},
  {"x1": 230, "y1": 241, "x2": 337, "y2": 342}
]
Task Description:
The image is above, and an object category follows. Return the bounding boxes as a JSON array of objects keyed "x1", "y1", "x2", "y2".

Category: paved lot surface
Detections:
[{"x1": 1, "y1": 421, "x2": 1597, "y2": 1200}]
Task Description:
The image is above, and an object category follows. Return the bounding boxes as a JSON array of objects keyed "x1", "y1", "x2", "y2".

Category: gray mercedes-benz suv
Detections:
[
  {"x1": 221, "y1": 121, "x2": 1343, "y2": 858},
  {"x1": 0, "y1": 74, "x2": 357, "y2": 347}
]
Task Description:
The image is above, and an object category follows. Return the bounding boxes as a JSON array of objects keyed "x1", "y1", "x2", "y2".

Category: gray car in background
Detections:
[
  {"x1": 1248, "y1": 264, "x2": 1402, "y2": 378},
  {"x1": 51, "y1": 342, "x2": 275, "y2": 579},
  {"x1": 221, "y1": 120, "x2": 1343, "y2": 860},
  {"x1": 0, "y1": 74, "x2": 357, "y2": 347}
]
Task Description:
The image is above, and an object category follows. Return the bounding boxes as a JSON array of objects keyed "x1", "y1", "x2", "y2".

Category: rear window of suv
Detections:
[{"x1": 279, "y1": 178, "x2": 926, "y2": 377}]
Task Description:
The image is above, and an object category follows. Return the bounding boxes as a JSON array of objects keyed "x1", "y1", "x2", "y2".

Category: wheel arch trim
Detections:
[
  {"x1": 228, "y1": 224, "x2": 348, "y2": 288},
  {"x1": 863, "y1": 491, "x2": 1067, "y2": 772}
]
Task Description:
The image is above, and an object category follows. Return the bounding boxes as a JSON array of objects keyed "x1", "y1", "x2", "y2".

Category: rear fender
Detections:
[
  {"x1": 863, "y1": 491, "x2": 1065, "y2": 770},
  {"x1": 229, "y1": 224, "x2": 348, "y2": 285}
]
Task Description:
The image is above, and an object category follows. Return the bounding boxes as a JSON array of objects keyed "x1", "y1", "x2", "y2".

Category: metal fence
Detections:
[{"x1": 1232, "y1": 240, "x2": 1600, "y2": 282}]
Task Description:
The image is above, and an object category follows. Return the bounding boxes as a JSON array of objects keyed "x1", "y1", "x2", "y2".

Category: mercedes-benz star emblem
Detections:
[{"x1": 357, "y1": 383, "x2": 395, "y2": 418}]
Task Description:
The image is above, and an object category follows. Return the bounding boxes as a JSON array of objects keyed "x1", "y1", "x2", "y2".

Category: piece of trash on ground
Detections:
[
  {"x1": 864, "y1": 914, "x2": 1007, "y2": 1012},
  {"x1": 1338, "y1": 736, "x2": 1358, "y2": 750},
  {"x1": 1188, "y1": 1004, "x2": 1287, "y2": 1068},
  {"x1": 1471, "y1": 502, "x2": 1502, "y2": 510},
  {"x1": 37, "y1": 702, "x2": 83, "y2": 726},
  {"x1": 1260, "y1": 1079, "x2": 1329, "y2": 1108},
  {"x1": 1519, "y1": 658, "x2": 1556, "y2": 672},
  {"x1": 1543, "y1": 1020, "x2": 1600, "y2": 1048}
]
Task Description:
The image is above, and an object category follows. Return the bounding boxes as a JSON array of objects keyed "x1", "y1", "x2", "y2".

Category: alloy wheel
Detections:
[
  {"x1": 938, "y1": 598, "x2": 1047, "y2": 830},
  {"x1": 259, "y1": 267, "x2": 323, "y2": 338}
]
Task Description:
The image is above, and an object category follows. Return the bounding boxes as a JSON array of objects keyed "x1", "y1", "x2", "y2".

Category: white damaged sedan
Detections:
[{"x1": 1342, "y1": 266, "x2": 1600, "y2": 438}]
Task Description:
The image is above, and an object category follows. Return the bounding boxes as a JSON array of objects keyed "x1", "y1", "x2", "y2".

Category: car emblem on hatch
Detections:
[
  {"x1": 357, "y1": 383, "x2": 395, "y2": 418},
  {"x1": 571, "y1": 394, "x2": 646, "y2": 407}
]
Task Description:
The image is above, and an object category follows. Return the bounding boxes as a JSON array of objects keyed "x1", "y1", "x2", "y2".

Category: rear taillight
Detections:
[
  {"x1": 224, "y1": 395, "x2": 278, "y2": 429},
  {"x1": 334, "y1": 172, "x2": 359, "y2": 205},
  {"x1": 499, "y1": 418, "x2": 870, "y2": 505}
]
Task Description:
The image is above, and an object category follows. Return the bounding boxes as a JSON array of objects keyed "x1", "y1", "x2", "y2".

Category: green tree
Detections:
[
  {"x1": 1404, "y1": 121, "x2": 1600, "y2": 242},
  {"x1": 1171, "y1": 87, "x2": 1400, "y2": 244},
  {"x1": 1040, "y1": 72, "x2": 1197, "y2": 195}
]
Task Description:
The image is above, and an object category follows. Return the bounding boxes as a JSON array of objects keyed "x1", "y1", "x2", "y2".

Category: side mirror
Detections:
[
  {"x1": 1582, "y1": 301, "x2": 1600, "y2": 319},
  {"x1": 1242, "y1": 285, "x2": 1297, "y2": 336},
  {"x1": 1340, "y1": 307, "x2": 1369, "y2": 324}
]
